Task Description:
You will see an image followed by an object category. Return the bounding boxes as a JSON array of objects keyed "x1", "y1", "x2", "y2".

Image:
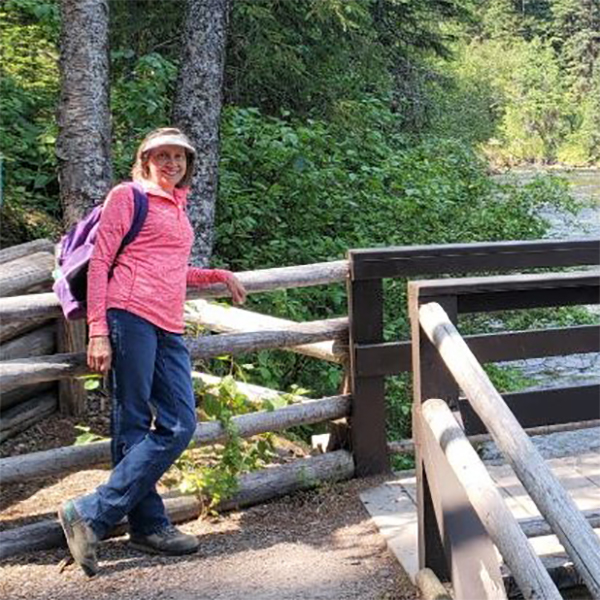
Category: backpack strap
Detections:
[{"x1": 117, "y1": 182, "x2": 149, "y2": 254}]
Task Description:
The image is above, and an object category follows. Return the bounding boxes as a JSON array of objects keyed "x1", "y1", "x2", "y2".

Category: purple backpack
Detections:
[{"x1": 53, "y1": 183, "x2": 149, "y2": 320}]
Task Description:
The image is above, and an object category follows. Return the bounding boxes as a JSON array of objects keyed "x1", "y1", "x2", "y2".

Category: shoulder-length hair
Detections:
[{"x1": 131, "y1": 127, "x2": 196, "y2": 188}]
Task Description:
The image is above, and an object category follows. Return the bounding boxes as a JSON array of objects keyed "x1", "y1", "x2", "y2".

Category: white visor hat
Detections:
[{"x1": 142, "y1": 133, "x2": 196, "y2": 155}]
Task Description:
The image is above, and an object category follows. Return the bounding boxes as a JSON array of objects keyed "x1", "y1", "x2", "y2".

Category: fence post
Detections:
[
  {"x1": 409, "y1": 292, "x2": 458, "y2": 580},
  {"x1": 347, "y1": 253, "x2": 389, "y2": 476},
  {"x1": 57, "y1": 318, "x2": 87, "y2": 416}
]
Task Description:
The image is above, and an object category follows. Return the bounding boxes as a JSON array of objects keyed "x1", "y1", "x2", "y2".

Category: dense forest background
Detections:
[{"x1": 1, "y1": 0, "x2": 598, "y2": 443}]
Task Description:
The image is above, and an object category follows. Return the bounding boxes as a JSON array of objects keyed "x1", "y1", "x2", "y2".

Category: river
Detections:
[
  {"x1": 497, "y1": 168, "x2": 600, "y2": 389},
  {"x1": 509, "y1": 168, "x2": 600, "y2": 239},
  {"x1": 482, "y1": 168, "x2": 600, "y2": 464}
]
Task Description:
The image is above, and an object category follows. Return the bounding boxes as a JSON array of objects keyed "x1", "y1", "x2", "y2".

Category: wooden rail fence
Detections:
[{"x1": 1, "y1": 237, "x2": 599, "y2": 573}]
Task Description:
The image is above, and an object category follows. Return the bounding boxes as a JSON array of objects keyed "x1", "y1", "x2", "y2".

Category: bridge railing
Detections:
[
  {"x1": 409, "y1": 272, "x2": 600, "y2": 599},
  {"x1": 346, "y1": 238, "x2": 599, "y2": 475}
]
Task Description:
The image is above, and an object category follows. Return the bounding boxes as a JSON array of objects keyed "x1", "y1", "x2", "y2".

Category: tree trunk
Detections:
[
  {"x1": 56, "y1": 0, "x2": 112, "y2": 228},
  {"x1": 172, "y1": 0, "x2": 231, "y2": 265}
]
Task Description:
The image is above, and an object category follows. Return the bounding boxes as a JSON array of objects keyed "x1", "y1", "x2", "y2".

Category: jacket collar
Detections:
[{"x1": 137, "y1": 179, "x2": 189, "y2": 206}]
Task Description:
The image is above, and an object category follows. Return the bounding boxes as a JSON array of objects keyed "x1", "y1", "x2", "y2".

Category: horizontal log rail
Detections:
[
  {"x1": 0, "y1": 251, "x2": 55, "y2": 298},
  {"x1": 350, "y1": 238, "x2": 600, "y2": 280},
  {"x1": 186, "y1": 317, "x2": 348, "y2": 359},
  {"x1": 0, "y1": 318, "x2": 348, "y2": 392},
  {"x1": 0, "y1": 323, "x2": 56, "y2": 361},
  {"x1": 0, "y1": 382, "x2": 56, "y2": 412},
  {"x1": 187, "y1": 260, "x2": 349, "y2": 299},
  {"x1": 0, "y1": 392, "x2": 58, "y2": 444},
  {"x1": 0, "y1": 238, "x2": 54, "y2": 265},
  {"x1": 0, "y1": 450, "x2": 355, "y2": 559},
  {"x1": 0, "y1": 352, "x2": 88, "y2": 392},
  {"x1": 0, "y1": 260, "x2": 349, "y2": 322},
  {"x1": 519, "y1": 509, "x2": 600, "y2": 539},
  {"x1": 417, "y1": 300, "x2": 600, "y2": 597},
  {"x1": 0, "y1": 314, "x2": 55, "y2": 346},
  {"x1": 420, "y1": 398, "x2": 561, "y2": 599},
  {"x1": 186, "y1": 300, "x2": 344, "y2": 363},
  {"x1": 354, "y1": 324, "x2": 600, "y2": 377},
  {"x1": 0, "y1": 394, "x2": 351, "y2": 483}
]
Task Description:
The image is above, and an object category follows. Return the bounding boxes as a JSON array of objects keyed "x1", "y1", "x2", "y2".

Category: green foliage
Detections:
[
  {"x1": 111, "y1": 52, "x2": 179, "y2": 180},
  {"x1": 216, "y1": 101, "x2": 564, "y2": 273},
  {"x1": 73, "y1": 425, "x2": 109, "y2": 445},
  {"x1": 391, "y1": 453, "x2": 415, "y2": 472},
  {"x1": 108, "y1": 0, "x2": 183, "y2": 64},
  {"x1": 212, "y1": 101, "x2": 574, "y2": 433},
  {"x1": 438, "y1": 0, "x2": 600, "y2": 165},
  {"x1": 436, "y1": 37, "x2": 571, "y2": 164},
  {"x1": 484, "y1": 364, "x2": 533, "y2": 393},
  {"x1": 165, "y1": 374, "x2": 284, "y2": 510},
  {"x1": 226, "y1": 0, "x2": 387, "y2": 118},
  {"x1": 0, "y1": 0, "x2": 61, "y2": 241}
]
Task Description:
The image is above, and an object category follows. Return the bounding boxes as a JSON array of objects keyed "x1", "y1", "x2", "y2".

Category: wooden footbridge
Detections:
[{"x1": 1, "y1": 238, "x2": 599, "y2": 598}]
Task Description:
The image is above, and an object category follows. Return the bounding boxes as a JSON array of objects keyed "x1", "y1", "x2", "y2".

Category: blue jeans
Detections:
[{"x1": 76, "y1": 309, "x2": 196, "y2": 539}]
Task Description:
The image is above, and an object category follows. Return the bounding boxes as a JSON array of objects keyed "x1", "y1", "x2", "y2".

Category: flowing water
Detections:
[
  {"x1": 482, "y1": 169, "x2": 600, "y2": 464},
  {"x1": 496, "y1": 168, "x2": 600, "y2": 390}
]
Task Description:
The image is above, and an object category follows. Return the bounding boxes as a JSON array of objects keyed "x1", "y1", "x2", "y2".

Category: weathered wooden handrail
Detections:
[
  {"x1": 350, "y1": 238, "x2": 600, "y2": 280},
  {"x1": 188, "y1": 260, "x2": 349, "y2": 299},
  {"x1": 186, "y1": 317, "x2": 348, "y2": 359},
  {"x1": 0, "y1": 394, "x2": 351, "y2": 483},
  {"x1": 0, "y1": 251, "x2": 55, "y2": 299},
  {"x1": 0, "y1": 324, "x2": 56, "y2": 361},
  {"x1": 0, "y1": 318, "x2": 348, "y2": 392},
  {"x1": 417, "y1": 301, "x2": 600, "y2": 597},
  {"x1": 0, "y1": 260, "x2": 349, "y2": 321},
  {"x1": 186, "y1": 300, "x2": 344, "y2": 363},
  {"x1": 420, "y1": 398, "x2": 561, "y2": 599},
  {"x1": 0, "y1": 238, "x2": 54, "y2": 265}
]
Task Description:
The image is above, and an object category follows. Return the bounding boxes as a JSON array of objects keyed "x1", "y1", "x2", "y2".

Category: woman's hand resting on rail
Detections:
[{"x1": 225, "y1": 274, "x2": 247, "y2": 305}]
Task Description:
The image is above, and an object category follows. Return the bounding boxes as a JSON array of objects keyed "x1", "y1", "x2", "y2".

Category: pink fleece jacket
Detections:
[{"x1": 87, "y1": 180, "x2": 231, "y2": 337}]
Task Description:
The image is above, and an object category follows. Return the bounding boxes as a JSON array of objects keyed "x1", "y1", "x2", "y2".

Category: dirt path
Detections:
[
  {"x1": 0, "y1": 395, "x2": 417, "y2": 600},
  {"x1": 0, "y1": 477, "x2": 418, "y2": 600}
]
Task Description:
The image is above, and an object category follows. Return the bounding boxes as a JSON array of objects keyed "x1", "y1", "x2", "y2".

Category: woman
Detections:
[{"x1": 58, "y1": 128, "x2": 246, "y2": 577}]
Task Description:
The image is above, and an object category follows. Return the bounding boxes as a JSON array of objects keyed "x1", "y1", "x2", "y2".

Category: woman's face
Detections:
[{"x1": 146, "y1": 144, "x2": 187, "y2": 191}]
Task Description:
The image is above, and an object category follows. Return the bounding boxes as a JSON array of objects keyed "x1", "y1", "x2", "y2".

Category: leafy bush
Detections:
[
  {"x1": 0, "y1": 0, "x2": 61, "y2": 242},
  {"x1": 212, "y1": 101, "x2": 575, "y2": 438},
  {"x1": 164, "y1": 374, "x2": 282, "y2": 510}
]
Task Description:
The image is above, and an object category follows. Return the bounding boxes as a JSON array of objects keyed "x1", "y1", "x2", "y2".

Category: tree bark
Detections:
[
  {"x1": 172, "y1": 0, "x2": 231, "y2": 265},
  {"x1": 56, "y1": 0, "x2": 112, "y2": 227}
]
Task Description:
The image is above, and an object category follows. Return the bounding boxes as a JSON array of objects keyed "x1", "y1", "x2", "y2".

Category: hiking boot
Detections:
[
  {"x1": 58, "y1": 500, "x2": 99, "y2": 577},
  {"x1": 129, "y1": 525, "x2": 199, "y2": 556}
]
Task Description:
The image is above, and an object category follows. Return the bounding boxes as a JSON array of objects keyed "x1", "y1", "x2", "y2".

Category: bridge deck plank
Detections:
[{"x1": 360, "y1": 447, "x2": 600, "y2": 590}]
